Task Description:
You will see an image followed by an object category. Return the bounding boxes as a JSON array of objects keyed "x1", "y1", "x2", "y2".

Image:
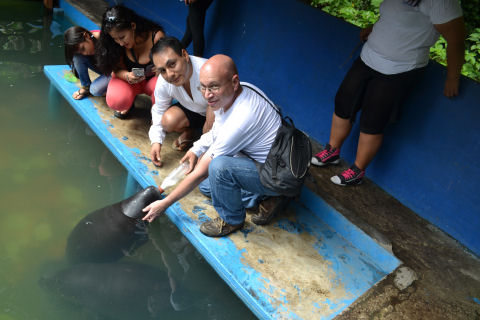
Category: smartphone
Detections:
[{"x1": 132, "y1": 67, "x2": 145, "y2": 77}]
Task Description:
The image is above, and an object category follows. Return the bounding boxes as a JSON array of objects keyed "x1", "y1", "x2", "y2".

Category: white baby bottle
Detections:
[{"x1": 159, "y1": 161, "x2": 189, "y2": 193}]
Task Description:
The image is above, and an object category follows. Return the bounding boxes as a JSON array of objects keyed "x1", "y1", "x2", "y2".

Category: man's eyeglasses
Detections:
[{"x1": 197, "y1": 85, "x2": 220, "y2": 94}]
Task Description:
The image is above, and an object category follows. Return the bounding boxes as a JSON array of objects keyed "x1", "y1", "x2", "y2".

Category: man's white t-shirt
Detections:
[
  {"x1": 360, "y1": 0, "x2": 462, "y2": 75},
  {"x1": 149, "y1": 56, "x2": 208, "y2": 145},
  {"x1": 190, "y1": 83, "x2": 281, "y2": 163}
]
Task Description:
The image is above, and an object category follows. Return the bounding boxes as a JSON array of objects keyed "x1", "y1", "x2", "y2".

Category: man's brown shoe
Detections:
[
  {"x1": 200, "y1": 217, "x2": 243, "y2": 237},
  {"x1": 252, "y1": 196, "x2": 291, "y2": 225}
]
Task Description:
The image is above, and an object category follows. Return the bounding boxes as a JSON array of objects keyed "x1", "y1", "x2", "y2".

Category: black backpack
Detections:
[{"x1": 243, "y1": 85, "x2": 312, "y2": 197}]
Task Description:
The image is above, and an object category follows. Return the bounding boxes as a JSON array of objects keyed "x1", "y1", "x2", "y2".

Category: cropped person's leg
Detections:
[
  {"x1": 330, "y1": 113, "x2": 352, "y2": 149},
  {"x1": 185, "y1": 0, "x2": 213, "y2": 56},
  {"x1": 162, "y1": 105, "x2": 195, "y2": 152},
  {"x1": 89, "y1": 74, "x2": 111, "y2": 97},
  {"x1": 207, "y1": 156, "x2": 276, "y2": 226},
  {"x1": 311, "y1": 112, "x2": 348, "y2": 167},
  {"x1": 188, "y1": 3, "x2": 206, "y2": 57},
  {"x1": 329, "y1": 106, "x2": 385, "y2": 186},
  {"x1": 161, "y1": 105, "x2": 190, "y2": 133},
  {"x1": 312, "y1": 58, "x2": 370, "y2": 167},
  {"x1": 105, "y1": 75, "x2": 137, "y2": 112},
  {"x1": 164, "y1": 104, "x2": 207, "y2": 151},
  {"x1": 355, "y1": 133, "x2": 383, "y2": 170},
  {"x1": 330, "y1": 67, "x2": 422, "y2": 186},
  {"x1": 199, "y1": 172, "x2": 265, "y2": 209},
  {"x1": 72, "y1": 54, "x2": 93, "y2": 89},
  {"x1": 331, "y1": 58, "x2": 371, "y2": 149},
  {"x1": 198, "y1": 179, "x2": 211, "y2": 198},
  {"x1": 354, "y1": 68, "x2": 419, "y2": 170},
  {"x1": 329, "y1": 78, "x2": 388, "y2": 186},
  {"x1": 180, "y1": 13, "x2": 193, "y2": 50}
]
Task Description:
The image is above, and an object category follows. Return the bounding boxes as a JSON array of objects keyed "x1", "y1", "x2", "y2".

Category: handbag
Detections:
[{"x1": 242, "y1": 85, "x2": 312, "y2": 197}]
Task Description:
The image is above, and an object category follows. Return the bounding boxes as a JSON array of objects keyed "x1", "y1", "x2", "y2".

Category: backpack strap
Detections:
[{"x1": 241, "y1": 84, "x2": 282, "y2": 117}]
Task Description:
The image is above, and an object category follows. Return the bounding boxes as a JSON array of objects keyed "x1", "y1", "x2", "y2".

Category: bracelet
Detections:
[{"x1": 125, "y1": 73, "x2": 132, "y2": 84}]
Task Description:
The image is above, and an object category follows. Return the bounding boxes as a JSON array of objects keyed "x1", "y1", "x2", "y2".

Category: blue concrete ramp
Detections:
[{"x1": 44, "y1": 64, "x2": 400, "y2": 319}]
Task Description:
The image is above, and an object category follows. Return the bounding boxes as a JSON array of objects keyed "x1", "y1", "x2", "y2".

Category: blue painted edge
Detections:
[
  {"x1": 59, "y1": 0, "x2": 99, "y2": 30},
  {"x1": 165, "y1": 205, "x2": 280, "y2": 320},
  {"x1": 300, "y1": 188, "x2": 401, "y2": 273}
]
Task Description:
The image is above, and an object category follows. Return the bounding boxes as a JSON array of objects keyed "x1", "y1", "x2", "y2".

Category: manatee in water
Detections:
[
  {"x1": 66, "y1": 186, "x2": 161, "y2": 263},
  {"x1": 39, "y1": 261, "x2": 174, "y2": 319}
]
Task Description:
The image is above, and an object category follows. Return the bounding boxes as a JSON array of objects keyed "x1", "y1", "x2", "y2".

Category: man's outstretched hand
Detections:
[{"x1": 150, "y1": 143, "x2": 163, "y2": 167}]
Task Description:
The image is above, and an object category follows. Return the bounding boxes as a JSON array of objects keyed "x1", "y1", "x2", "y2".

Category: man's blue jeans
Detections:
[
  {"x1": 72, "y1": 54, "x2": 110, "y2": 96},
  {"x1": 198, "y1": 156, "x2": 278, "y2": 225}
]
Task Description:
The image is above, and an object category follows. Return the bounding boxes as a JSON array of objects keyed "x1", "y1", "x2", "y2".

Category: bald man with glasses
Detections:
[{"x1": 143, "y1": 54, "x2": 283, "y2": 237}]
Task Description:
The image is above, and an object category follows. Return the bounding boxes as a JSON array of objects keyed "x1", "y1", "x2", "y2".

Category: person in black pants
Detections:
[{"x1": 180, "y1": 0, "x2": 213, "y2": 57}]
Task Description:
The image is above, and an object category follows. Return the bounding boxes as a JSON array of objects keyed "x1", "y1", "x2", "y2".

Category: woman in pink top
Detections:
[{"x1": 96, "y1": 5, "x2": 165, "y2": 119}]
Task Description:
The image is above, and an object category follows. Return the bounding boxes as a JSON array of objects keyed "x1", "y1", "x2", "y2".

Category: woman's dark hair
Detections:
[
  {"x1": 96, "y1": 5, "x2": 164, "y2": 75},
  {"x1": 150, "y1": 36, "x2": 184, "y2": 59},
  {"x1": 64, "y1": 26, "x2": 96, "y2": 74}
]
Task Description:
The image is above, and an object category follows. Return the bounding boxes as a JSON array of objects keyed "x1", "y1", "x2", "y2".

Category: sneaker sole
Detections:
[
  {"x1": 311, "y1": 157, "x2": 340, "y2": 167},
  {"x1": 330, "y1": 175, "x2": 363, "y2": 186}
]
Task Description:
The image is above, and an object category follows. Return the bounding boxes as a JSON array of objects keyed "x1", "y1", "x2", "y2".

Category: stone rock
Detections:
[{"x1": 394, "y1": 266, "x2": 418, "y2": 291}]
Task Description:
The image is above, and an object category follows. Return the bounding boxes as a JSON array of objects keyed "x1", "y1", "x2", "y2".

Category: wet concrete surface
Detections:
[
  {"x1": 308, "y1": 141, "x2": 480, "y2": 319},
  {"x1": 64, "y1": 0, "x2": 108, "y2": 26},
  {"x1": 62, "y1": 1, "x2": 480, "y2": 318}
]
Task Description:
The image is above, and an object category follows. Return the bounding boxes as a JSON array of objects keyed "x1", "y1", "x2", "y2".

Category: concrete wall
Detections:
[{"x1": 103, "y1": 0, "x2": 480, "y2": 256}]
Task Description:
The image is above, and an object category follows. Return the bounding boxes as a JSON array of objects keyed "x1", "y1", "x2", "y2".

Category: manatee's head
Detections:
[{"x1": 121, "y1": 186, "x2": 162, "y2": 219}]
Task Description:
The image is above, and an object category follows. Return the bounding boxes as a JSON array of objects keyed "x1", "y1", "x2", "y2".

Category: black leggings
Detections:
[
  {"x1": 335, "y1": 58, "x2": 425, "y2": 134},
  {"x1": 181, "y1": 0, "x2": 214, "y2": 57}
]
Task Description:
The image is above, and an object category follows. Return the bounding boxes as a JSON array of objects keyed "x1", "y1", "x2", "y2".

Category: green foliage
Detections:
[
  {"x1": 311, "y1": 0, "x2": 378, "y2": 27},
  {"x1": 310, "y1": 0, "x2": 480, "y2": 83},
  {"x1": 429, "y1": 36, "x2": 447, "y2": 66},
  {"x1": 463, "y1": 28, "x2": 480, "y2": 81}
]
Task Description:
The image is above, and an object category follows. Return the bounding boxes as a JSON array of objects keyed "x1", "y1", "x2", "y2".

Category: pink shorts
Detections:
[{"x1": 105, "y1": 74, "x2": 158, "y2": 111}]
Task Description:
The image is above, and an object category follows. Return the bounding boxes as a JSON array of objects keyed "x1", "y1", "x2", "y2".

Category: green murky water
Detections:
[{"x1": 0, "y1": 1, "x2": 255, "y2": 319}]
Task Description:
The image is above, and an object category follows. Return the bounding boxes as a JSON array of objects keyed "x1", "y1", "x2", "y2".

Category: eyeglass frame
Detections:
[
  {"x1": 197, "y1": 74, "x2": 240, "y2": 94},
  {"x1": 197, "y1": 84, "x2": 221, "y2": 94}
]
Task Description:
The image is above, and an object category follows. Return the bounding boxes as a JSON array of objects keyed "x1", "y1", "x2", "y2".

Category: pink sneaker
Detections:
[
  {"x1": 311, "y1": 144, "x2": 340, "y2": 166},
  {"x1": 331, "y1": 165, "x2": 365, "y2": 186}
]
